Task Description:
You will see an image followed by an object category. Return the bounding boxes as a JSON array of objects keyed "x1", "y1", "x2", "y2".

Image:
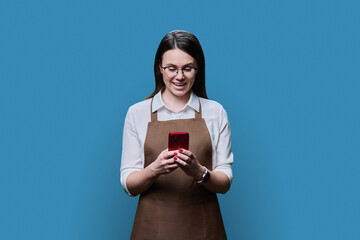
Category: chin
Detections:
[{"x1": 172, "y1": 90, "x2": 190, "y2": 98}]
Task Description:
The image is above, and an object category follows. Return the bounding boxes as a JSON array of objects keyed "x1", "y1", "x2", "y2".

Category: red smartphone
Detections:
[{"x1": 168, "y1": 132, "x2": 189, "y2": 151}]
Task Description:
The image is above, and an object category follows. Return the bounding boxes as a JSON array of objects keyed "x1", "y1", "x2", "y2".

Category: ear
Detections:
[
  {"x1": 194, "y1": 61, "x2": 199, "y2": 74},
  {"x1": 159, "y1": 64, "x2": 164, "y2": 74}
]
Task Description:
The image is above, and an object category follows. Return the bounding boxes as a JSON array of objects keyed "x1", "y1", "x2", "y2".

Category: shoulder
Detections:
[
  {"x1": 127, "y1": 98, "x2": 152, "y2": 115},
  {"x1": 125, "y1": 98, "x2": 152, "y2": 123},
  {"x1": 199, "y1": 97, "x2": 228, "y2": 115},
  {"x1": 199, "y1": 97, "x2": 230, "y2": 129}
]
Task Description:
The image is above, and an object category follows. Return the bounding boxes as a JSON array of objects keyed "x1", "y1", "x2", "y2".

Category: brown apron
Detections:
[{"x1": 130, "y1": 100, "x2": 227, "y2": 240}]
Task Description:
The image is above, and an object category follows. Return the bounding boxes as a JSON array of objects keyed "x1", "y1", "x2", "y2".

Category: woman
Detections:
[{"x1": 121, "y1": 30, "x2": 233, "y2": 240}]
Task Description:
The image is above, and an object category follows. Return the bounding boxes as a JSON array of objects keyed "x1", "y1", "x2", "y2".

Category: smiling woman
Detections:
[
  {"x1": 160, "y1": 49, "x2": 197, "y2": 111},
  {"x1": 120, "y1": 30, "x2": 234, "y2": 240}
]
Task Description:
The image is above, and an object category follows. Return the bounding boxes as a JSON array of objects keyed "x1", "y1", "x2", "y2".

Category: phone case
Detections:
[{"x1": 168, "y1": 132, "x2": 189, "y2": 151}]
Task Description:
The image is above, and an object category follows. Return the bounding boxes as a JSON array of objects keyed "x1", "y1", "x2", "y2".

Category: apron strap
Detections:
[
  {"x1": 195, "y1": 99, "x2": 202, "y2": 119},
  {"x1": 150, "y1": 98, "x2": 158, "y2": 122},
  {"x1": 150, "y1": 97, "x2": 202, "y2": 122}
]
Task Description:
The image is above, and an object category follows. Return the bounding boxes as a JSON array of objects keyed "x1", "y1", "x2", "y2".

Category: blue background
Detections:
[{"x1": 1, "y1": 0, "x2": 359, "y2": 239}]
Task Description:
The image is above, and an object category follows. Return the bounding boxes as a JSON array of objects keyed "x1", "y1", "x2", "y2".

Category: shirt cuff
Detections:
[
  {"x1": 212, "y1": 164, "x2": 233, "y2": 184},
  {"x1": 120, "y1": 168, "x2": 141, "y2": 196}
]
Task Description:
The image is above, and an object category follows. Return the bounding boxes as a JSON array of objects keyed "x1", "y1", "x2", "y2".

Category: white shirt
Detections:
[{"x1": 120, "y1": 91, "x2": 234, "y2": 195}]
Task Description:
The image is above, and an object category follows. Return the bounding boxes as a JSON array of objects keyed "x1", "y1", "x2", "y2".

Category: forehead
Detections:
[{"x1": 161, "y1": 48, "x2": 195, "y2": 65}]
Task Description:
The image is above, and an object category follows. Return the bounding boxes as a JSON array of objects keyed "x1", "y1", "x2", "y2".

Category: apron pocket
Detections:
[{"x1": 157, "y1": 200, "x2": 205, "y2": 240}]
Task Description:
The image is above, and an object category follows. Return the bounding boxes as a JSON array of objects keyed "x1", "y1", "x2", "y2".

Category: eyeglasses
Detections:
[{"x1": 161, "y1": 66, "x2": 197, "y2": 78}]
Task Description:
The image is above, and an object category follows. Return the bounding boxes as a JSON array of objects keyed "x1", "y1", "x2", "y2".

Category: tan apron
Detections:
[{"x1": 130, "y1": 100, "x2": 227, "y2": 240}]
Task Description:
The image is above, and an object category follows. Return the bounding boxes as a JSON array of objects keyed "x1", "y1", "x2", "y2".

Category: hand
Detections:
[
  {"x1": 148, "y1": 149, "x2": 179, "y2": 177},
  {"x1": 173, "y1": 149, "x2": 206, "y2": 181}
]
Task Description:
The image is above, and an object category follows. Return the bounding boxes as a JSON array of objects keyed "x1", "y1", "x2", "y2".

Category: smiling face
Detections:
[{"x1": 160, "y1": 48, "x2": 197, "y2": 101}]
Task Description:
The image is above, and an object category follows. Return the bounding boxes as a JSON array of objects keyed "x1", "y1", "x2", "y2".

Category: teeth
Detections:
[{"x1": 173, "y1": 83, "x2": 185, "y2": 86}]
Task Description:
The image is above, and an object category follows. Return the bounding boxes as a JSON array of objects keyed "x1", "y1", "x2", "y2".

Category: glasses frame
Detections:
[{"x1": 161, "y1": 66, "x2": 198, "y2": 78}]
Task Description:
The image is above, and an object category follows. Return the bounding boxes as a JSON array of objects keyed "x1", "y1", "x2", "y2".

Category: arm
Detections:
[
  {"x1": 125, "y1": 167, "x2": 157, "y2": 196},
  {"x1": 120, "y1": 109, "x2": 143, "y2": 196},
  {"x1": 174, "y1": 106, "x2": 233, "y2": 194},
  {"x1": 175, "y1": 149, "x2": 231, "y2": 194},
  {"x1": 120, "y1": 108, "x2": 181, "y2": 196},
  {"x1": 199, "y1": 166, "x2": 231, "y2": 194},
  {"x1": 208, "y1": 106, "x2": 234, "y2": 193},
  {"x1": 126, "y1": 149, "x2": 179, "y2": 196}
]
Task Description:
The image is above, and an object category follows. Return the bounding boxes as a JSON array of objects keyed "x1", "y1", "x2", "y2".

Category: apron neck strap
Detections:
[
  {"x1": 195, "y1": 99, "x2": 202, "y2": 119},
  {"x1": 150, "y1": 98, "x2": 202, "y2": 122},
  {"x1": 151, "y1": 98, "x2": 158, "y2": 122}
]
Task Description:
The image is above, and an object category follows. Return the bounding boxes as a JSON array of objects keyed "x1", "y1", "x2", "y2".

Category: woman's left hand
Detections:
[{"x1": 174, "y1": 149, "x2": 206, "y2": 181}]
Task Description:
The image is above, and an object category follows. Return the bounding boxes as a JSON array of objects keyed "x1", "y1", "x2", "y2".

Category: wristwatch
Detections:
[{"x1": 197, "y1": 168, "x2": 210, "y2": 183}]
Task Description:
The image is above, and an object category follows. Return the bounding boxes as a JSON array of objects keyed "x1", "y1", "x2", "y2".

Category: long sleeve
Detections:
[
  {"x1": 212, "y1": 106, "x2": 234, "y2": 183},
  {"x1": 120, "y1": 108, "x2": 143, "y2": 195}
]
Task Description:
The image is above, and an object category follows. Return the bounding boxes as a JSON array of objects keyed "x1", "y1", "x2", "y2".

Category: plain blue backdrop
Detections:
[{"x1": 1, "y1": 0, "x2": 359, "y2": 239}]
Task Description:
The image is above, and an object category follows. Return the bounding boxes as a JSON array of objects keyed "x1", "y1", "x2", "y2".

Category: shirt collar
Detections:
[{"x1": 152, "y1": 91, "x2": 200, "y2": 113}]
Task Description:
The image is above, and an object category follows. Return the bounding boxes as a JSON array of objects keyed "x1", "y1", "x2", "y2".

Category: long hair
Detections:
[{"x1": 145, "y1": 30, "x2": 208, "y2": 99}]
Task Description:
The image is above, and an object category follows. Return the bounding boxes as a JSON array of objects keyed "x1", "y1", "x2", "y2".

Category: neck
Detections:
[{"x1": 161, "y1": 90, "x2": 191, "y2": 112}]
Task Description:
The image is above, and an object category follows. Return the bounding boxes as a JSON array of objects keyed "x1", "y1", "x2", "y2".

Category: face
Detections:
[{"x1": 160, "y1": 48, "x2": 197, "y2": 100}]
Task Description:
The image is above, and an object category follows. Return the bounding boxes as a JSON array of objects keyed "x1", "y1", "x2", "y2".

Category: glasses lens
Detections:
[
  {"x1": 164, "y1": 67, "x2": 196, "y2": 78},
  {"x1": 182, "y1": 67, "x2": 194, "y2": 77},
  {"x1": 165, "y1": 67, "x2": 177, "y2": 78}
]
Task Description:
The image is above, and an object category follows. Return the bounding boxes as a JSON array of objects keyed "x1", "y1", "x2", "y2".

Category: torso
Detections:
[{"x1": 130, "y1": 99, "x2": 227, "y2": 240}]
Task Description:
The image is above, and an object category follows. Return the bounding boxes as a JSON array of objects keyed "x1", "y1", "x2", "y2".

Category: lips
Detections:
[
  {"x1": 173, "y1": 82, "x2": 186, "y2": 86},
  {"x1": 172, "y1": 82, "x2": 187, "y2": 91}
]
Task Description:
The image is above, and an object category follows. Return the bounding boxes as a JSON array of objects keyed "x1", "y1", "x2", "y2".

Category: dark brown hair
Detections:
[{"x1": 145, "y1": 30, "x2": 208, "y2": 99}]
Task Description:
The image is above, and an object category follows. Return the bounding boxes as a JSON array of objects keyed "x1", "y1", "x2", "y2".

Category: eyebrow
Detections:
[{"x1": 164, "y1": 63, "x2": 196, "y2": 67}]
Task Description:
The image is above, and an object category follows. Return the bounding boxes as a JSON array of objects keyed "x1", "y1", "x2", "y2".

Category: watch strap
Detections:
[{"x1": 197, "y1": 168, "x2": 210, "y2": 183}]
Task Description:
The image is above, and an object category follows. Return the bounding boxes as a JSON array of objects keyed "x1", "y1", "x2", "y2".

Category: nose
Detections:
[{"x1": 175, "y1": 69, "x2": 185, "y2": 79}]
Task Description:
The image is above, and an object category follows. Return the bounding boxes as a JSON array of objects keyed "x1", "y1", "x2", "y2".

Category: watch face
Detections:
[{"x1": 203, "y1": 170, "x2": 210, "y2": 183}]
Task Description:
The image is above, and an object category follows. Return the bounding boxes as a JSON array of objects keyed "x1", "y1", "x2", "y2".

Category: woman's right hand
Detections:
[
  {"x1": 148, "y1": 149, "x2": 179, "y2": 177},
  {"x1": 126, "y1": 149, "x2": 178, "y2": 196}
]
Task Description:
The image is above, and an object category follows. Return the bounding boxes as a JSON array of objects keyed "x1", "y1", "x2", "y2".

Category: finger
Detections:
[
  {"x1": 163, "y1": 163, "x2": 179, "y2": 174},
  {"x1": 175, "y1": 152, "x2": 191, "y2": 162},
  {"x1": 161, "y1": 158, "x2": 177, "y2": 166},
  {"x1": 178, "y1": 149, "x2": 197, "y2": 162},
  {"x1": 165, "y1": 163, "x2": 179, "y2": 170},
  {"x1": 174, "y1": 157, "x2": 188, "y2": 167},
  {"x1": 162, "y1": 150, "x2": 179, "y2": 159},
  {"x1": 160, "y1": 148, "x2": 169, "y2": 155},
  {"x1": 177, "y1": 149, "x2": 194, "y2": 158},
  {"x1": 158, "y1": 149, "x2": 170, "y2": 160}
]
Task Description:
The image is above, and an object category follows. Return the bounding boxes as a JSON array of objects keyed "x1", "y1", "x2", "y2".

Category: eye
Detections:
[
  {"x1": 183, "y1": 67, "x2": 192, "y2": 72},
  {"x1": 167, "y1": 67, "x2": 177, "y2": 72}
]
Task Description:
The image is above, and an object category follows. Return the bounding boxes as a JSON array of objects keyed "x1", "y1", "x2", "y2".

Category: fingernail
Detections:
[
  {"x1": 174, "y1": 152, "x2": 177, "y2": 155},
  {"x1": 174, "y1": 157, "x2": 177, "y2": 160},
  {"x1": 179, "y1": 149, "x2": 183, "y2": 153}
]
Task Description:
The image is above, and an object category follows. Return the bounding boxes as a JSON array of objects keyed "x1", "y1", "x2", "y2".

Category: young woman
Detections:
[{"x1": 121, "y1": 30, "x2": 233, "y2": 240}]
